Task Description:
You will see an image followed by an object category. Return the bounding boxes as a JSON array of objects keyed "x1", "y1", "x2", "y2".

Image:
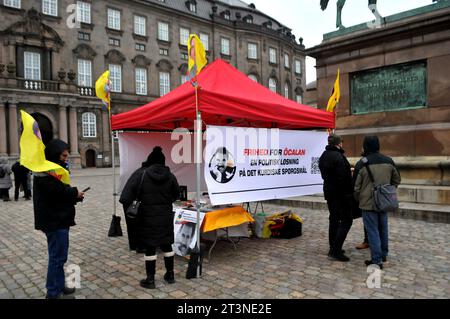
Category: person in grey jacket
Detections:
[
  {"x1": 354, "y1": 136, "x2": 401, "y2": 269},
  {"x1": 0, "y1": 157, "x2": 13, "y2": 201}
]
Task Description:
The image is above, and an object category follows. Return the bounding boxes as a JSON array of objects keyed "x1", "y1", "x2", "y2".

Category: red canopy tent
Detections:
[{"x1": 111, "y1": 59, "x2": 334, "y2": 131}]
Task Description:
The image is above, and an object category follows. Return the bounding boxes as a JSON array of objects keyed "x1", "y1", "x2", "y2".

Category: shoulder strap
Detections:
[
  {"x1": 363, "y1": 157, "x2": 375, "y2": 184},
  {"x1": 136, "y1": 170, "x2": 147, "y2": 200}
]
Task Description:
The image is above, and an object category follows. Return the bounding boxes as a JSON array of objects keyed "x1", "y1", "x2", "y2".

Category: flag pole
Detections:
[{"x1": 195, "y1": 83, "x2": 202, "y2": 277}]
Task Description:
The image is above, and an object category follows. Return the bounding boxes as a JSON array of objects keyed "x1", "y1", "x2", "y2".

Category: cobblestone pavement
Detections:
[{"x1": 0, "y1": 168, "x2": 449, "y2": 299}]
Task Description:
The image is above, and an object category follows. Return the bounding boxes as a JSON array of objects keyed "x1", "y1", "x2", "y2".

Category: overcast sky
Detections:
[{"x1": 249, "y1": 0, "x2": 434, "y2": 83}]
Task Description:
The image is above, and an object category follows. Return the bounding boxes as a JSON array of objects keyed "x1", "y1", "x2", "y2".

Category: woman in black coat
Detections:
[{"x1": 120, "y1": 146, "x2": 180, "y2": 289}]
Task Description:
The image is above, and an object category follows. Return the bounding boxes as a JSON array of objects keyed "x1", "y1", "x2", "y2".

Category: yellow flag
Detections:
[
  {"x1": 326, "y1": 69, "x2": 340, "y2": 112},
  {"x1": 187, "y1": 34, "x2": 207, "y2": 81},
  {"x1": 95, "y1": 70, "x2": 111, "y2": 110},
  {"x1": 19, "y1": 110, "x2": 70, "y2": 184}
]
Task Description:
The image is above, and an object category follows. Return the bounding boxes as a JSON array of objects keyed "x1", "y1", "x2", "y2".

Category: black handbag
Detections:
[{"x1": 126, "y1": 170, "x2": 146, "y2": 219}]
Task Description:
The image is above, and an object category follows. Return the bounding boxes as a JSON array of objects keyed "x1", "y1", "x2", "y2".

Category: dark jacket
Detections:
[
  {"x1": 120, "y1": 164, "x2": 180, "y2": 247},
  {"x1": 33, "y1": 139, "x2": 80, "y2": 233},
  {"x1": 318, "y1": 145, "x2": 353, "y2": 200},
  {"x1": 33, "y1": 173, "x2": 79, "y2": 232},
  {"x1": 12, "y1": 162, "x2": 30, "y2": 181}
]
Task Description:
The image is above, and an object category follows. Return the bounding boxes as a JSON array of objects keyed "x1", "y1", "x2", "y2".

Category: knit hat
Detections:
[
  {"x1": 328, "y1": 134, "x2": 342, "y2": 146},
  {"x1": 146, "y1": 146, "x2": 165, "y2": 166},
  {"x1": 363, "y1": 136, "x2": 380, "y2": 155}
]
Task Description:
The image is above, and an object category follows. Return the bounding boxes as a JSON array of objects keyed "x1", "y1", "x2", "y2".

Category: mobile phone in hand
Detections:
[{"x1": 82, "y1": 187, "x2": 91, "y2": 192}]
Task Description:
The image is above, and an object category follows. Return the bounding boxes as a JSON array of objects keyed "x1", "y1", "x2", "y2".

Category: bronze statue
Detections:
[{"x1": 321, "y1": 0, "x2": 380, "y2": 30}]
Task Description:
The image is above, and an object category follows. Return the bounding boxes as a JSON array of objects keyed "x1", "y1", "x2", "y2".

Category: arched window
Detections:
[
  {"x1": 284, "y1": 83, "x2": 290, "y2": 99},
  {"x1": 248, "y1": 74, "x2": 258, "y2": 82},
  {"x1": 269, "y1": 78, "x2": 277, "y2": 93},
  {"x1": 82, "y1": 112, "x2": 96, "y2": 138}
]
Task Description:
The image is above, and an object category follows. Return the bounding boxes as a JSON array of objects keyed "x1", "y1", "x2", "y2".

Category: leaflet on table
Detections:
[{"x1": 172, "y1": 208, "x2": 206, "y2": 257}]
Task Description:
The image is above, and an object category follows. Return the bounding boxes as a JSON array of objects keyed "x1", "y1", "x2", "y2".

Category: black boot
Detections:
[
  {"x1": 140, "y1": 260, "x2": 156, "y2": 289},
  {"x1": 164, "y1": 254, "x2": 175, "y2": 284}
]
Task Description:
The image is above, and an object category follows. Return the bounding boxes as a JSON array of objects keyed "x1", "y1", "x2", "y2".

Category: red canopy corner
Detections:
[{"x1": 111, "y1": 59, "x2": 335, "y2": 131}]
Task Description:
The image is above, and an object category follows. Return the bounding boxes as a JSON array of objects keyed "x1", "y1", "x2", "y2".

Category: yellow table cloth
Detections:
[{"x1": 202, "y1": 206, "x2": 254, "y2": 233}]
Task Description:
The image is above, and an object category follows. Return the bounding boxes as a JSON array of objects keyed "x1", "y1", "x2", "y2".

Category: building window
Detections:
[
  {"x1": 180, "y1": 27, "x2": 190, "y2": 46},
  {"x1": 284, "y1": 83, "x2": 290, "y2": 98},
  {"x1": 135, "y1": 68, "x2": 147, "y2": 95},
  {"x1": 248, "y1": 74, "x2": 258, "y2": 83},
  {"x1": 77, "y1": 1, "x2": 91, "y2": 24},
  {"x1": 200, "y1": 33, "x2": 209, "y2": 51},
  {"x1": 134, "y1": 15, "x2": 146, "y2": 36},
  {"x1": 221, "y1": 38, "x2": 230, "y2": 55},
  {"x1": 189, "y1": 2, "x2": 196, "y2": 13},
  {"x1": 159, "y1": 48, "x2": 169, "y2": 56},
  {"x1": 4, "y1": 0, "x2": 20, "y2": 8},
  {"x1": 42, "y1": 0, "x2": 58, "y2": 16},
  {"x1": 158, "y1": 22, "x2": 169, "y2": 41},
  {"x1": 24, "y1": 52, "x2": 41, "y2": 80},
  {"x1": 223, "y1": 11, "x2": 230, "y2": 20},
  {"x1": 296, "y1": 95, "x2": 303, "y2": 104},
  {"x1": 78, "y1": 31, "x2": 90, "y2": 41},
  {"x1": 284, "y1": 53, "x2": 290, "y2": 69},
  {"x1": 244, "y1": 16, "x2": 253, "y2": 24},
  {"x1": 181, "y1": 52, "x2": 188, "y2": 60},
  {"x1": 248, "y1": 43, "x2": 258, "y2": 60},
  {"x1": 269, "y1": 78, "x2": 277, "y2": 93},
  {"x1": 78, "y1": 59, "x2": 92, "y2": 87},
  {"x1": 295, "y1": 60, "x2": 302, "y2": 75},
  {"x1": 107, "y1": 8, "x2": 121, "y2": 30},
  {"x1": 135, "y1": 43, "x2": 146, "y2": 51},
  {"x1": 109, "y1": 64, "x2": 122, "y2": 93},
  {"x1": 82, "y1": 112, "x2": 96, "y2": 138},
  {"x1": 269, "y1": 48, "x2": 277, "y2": 64},
  {"x1": 109, "y1": 38, "x2": 120, "y2": 47},
  {"x1": 159, "y1": 72, "x2": 170, "y2": 96},
  {"x1": 181, "y1": 75, "x2": 189, "y2": 84}
]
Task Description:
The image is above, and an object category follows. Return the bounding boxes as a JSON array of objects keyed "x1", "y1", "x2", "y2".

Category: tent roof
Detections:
[{"x1": 111, "y1": 59, "x2": 335, "y2": 131}]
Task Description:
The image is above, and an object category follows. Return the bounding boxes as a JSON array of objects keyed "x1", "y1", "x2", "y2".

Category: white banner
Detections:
[{"x1": 204, "y1": 126, "x2": 328, "y2": 205}]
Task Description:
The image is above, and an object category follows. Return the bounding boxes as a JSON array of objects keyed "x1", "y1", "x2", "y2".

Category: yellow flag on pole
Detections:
[
  {"x1": 326, "y1": 69, "x2": 340, "y2": 112},
  {"x1": 19, "y1": 110, "x2": 70, "y2": 184},
  {"x1": 187, "y1": 34, "x2": 207, "y2": 83},
  {"x1": 95, "y1": 70, "x2": 111, "y2": 110}
]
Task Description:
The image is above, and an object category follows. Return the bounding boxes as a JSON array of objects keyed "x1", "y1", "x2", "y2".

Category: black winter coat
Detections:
[
  {"x1": 120, "y1": 164, "x2": 180, "y2": 247},
  {"x1": 33, "y1": 174, "x2": 80, "y2": 233},
  {"x1": 318, "y1": 145, "x2": 353, "y2": 200}
]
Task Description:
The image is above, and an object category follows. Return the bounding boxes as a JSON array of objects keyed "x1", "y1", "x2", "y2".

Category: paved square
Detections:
[{"x1": 0, "y1": 168, "x2": 449, "y2": 299}]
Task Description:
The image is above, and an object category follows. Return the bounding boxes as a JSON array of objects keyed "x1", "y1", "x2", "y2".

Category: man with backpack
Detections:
[{"x1": 354, "y1": 136, "x2": 401, "y2": 269}]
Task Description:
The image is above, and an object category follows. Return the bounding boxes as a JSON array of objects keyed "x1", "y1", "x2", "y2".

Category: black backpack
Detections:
[
  {"x1": 278, "y1": 217, "x2": 303, "y2": 239},
  {"x1": 0, "y1": 166, "x2": 6, "y2": 178}
]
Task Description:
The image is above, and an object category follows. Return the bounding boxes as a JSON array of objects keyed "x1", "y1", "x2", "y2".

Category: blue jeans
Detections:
[
  {"x1": 362, "y1": 211, "x2": 388, "y2": 264},
  {"x1": 45, "y1": 228, "x2": 69, "y2": 297}
]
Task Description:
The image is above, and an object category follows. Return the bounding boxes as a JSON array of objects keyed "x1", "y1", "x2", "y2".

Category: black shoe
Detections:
[
  {"x1": 328, "y1": 249, "x2": 345, "y2": 255},
  {"x1": 365, "y1": 260, "x2": 383, "y2": 269},
  {"x1": 3, "y1": 198, "x2": 11, "y2": 202},
  {"x1": 63, "y1": 287, "x2": 76, "y2": 295},
  {"x1": 25, "y1": 197, "x2": 31, "y2": 200},
  {"x1": 139, "y1": 277, "x2": 155, "y2": 289},
  {"x1": 164, "y1": 271, "x2": 175, "y2": 284},
  {"x1": 382, "y1": 257, "x2": 387, "y2": 262},
  {"x1": 328, "y1": 253, "x2": 350, "y2": 262}
]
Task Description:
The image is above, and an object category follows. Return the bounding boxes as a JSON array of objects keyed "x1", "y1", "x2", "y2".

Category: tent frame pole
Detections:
[{"x1": 195, "y1": 85, "x2": 202, "y2": 278}]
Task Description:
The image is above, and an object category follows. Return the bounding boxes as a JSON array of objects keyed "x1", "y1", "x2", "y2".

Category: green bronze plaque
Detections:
[{"x1": 350, "y1": 61, "x2": 427, "y2": 115}]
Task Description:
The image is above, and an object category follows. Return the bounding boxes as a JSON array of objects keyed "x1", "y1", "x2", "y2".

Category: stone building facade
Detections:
[
  {"x1": 0, "y1": 0, "x2": 306, "y2": 168},
  {"x1": 307, "y1": 2, "x2": 450, "y2": 187}
]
